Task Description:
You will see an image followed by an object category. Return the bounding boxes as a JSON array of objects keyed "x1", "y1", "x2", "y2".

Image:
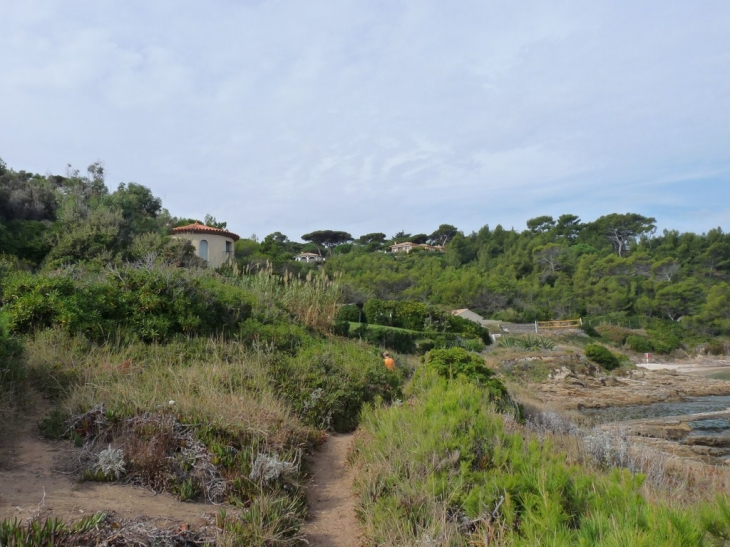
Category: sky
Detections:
[{"x1": 1, "y1": 1, "x2": 729, "y2": 242}]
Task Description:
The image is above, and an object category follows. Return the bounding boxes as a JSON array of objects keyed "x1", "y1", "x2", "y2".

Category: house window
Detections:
[
  {"x1": 199, "y1": 240, "x2": 208, "y2": 261},
  {"x1": 225, "y1": 241, "x2": 232, "y2": 254}
]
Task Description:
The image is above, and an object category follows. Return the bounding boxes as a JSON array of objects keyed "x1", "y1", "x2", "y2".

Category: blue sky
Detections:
[{"x1": 1, "y1": 1, "x2": 729, "y2": 241}]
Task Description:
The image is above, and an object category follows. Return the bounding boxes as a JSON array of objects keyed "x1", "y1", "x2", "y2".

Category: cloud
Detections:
[{"x1": 0, "y1": 0, "x2": 729, "y2": 239}]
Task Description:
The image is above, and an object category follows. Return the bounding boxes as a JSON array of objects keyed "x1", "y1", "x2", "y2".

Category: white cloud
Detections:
[{"x1": 1, "y1": 0, "x2": 729, "y2": 239}]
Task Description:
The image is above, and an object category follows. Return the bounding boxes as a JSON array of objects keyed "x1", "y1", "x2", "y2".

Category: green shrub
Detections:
[
  {"x1": 652, "y1": 339, "x2": 676, "y2": 354},
  {"x1": 498, "y1": 335, "x2": 556, "y2": 350},
  {"x1": 585, "y1": 344, "x2": 620, "y2": 370},
  {"x1": 0, "y1": 311, "x2": 24, "y2": 435},
  {"x1": 595, "y1": 325, "x2": 632, "y2": 345},
  {"x1": 444, "y1": 315, "x2": 492, "y2": 345},
  {"x1": 393, "y1": 300, "x2": 432, "y2": 331},
  {"x1": 626, "y1": 335, "x2": 654, "y2": 353},
  {"x1": 414, "y1": 339, "x2": 435, "y2": 354},
  {"x1": 0, "y1": 312, "x2": 24, "y2": 388},
  {"x1": 336, "y1": 304, "x2": 362, "y2": 323},
  {"x1": 458, "y1": 337, "x2": 486, "y2": 352},
  {"x1": 362, "y1": 299, "x2": 399, "y2": 327},
  {"x1": 237, "y1": 319, "x2": 308, "y2": 354},
  {"x1": 331, "y1": 320, "x2": 350, "y2": 337},
  {"x1": 350, "y1": 322, "x2": 369, "y2": 339},
  {"x1": 348, "y1": 324, "x2": 418, "y2": 353},
  {"x1": 363, "y1": 299, "x2": 431, "y2": 330},
  {"x1": 580, "y1": 323, "x2": 600, "y2": 337},
  {"x1": 269, "y1": 340, "x2": 402, "y2": 432},
  {"x1": 2, "y1": 266, "x2": 254, "y2": 343},
  {"x1": 644, "y1": 318, "x2": 683, "y2": 353},
  {"x1": 422, "y1": 347, "x2": 492, "y2": 383},
  {"x1": 354, "y1": 374, "x2": 730, "y2": 546}
]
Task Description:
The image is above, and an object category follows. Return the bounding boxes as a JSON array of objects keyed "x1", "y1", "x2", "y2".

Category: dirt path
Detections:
[
  {"x1": 0, "y1": 393, "x2": 218, "y2": 528},
  {"x1": 304, "y1": 433, "x2": 362, "y2": 547}
]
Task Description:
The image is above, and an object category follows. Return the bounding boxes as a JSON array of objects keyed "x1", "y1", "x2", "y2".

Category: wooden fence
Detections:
[{"x1": 534, "y1": 318, "x2": 582, "y2": 332}]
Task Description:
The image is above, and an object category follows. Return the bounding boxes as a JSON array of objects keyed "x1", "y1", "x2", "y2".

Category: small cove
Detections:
[{"x1": 582, "y1": 394, "x2": 730, "y2": 437}]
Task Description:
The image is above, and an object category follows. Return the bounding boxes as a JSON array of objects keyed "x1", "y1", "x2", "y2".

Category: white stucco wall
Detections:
[{"x1": 172, "y1": 232, "x2": 235, "y2": 268}]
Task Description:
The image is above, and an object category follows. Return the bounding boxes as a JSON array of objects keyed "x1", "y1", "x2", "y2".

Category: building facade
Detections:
[{"x1": 171, "y1": 222, "x2": 239, "y2": 268}]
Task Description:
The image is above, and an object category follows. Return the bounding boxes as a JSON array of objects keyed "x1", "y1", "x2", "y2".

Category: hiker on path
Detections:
[{"x1": 382, "y1": 352, "x2": 396, "y2": 371}]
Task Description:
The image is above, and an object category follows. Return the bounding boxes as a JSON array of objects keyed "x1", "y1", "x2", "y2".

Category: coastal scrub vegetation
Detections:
[
  {"x1": 3, "y1": 269, "x2": 401, "y2": 544},
  {"x1": 2, "y1": 157, "x2": 730, "y2": 544},
  {"x1": 353, "y1": 372, "x2": 730, "y2": 546}
]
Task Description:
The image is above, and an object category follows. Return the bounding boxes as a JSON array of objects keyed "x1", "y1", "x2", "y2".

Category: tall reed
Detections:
[{"x1": 236, "y1": 264, "x2": 343, "y2": 333}]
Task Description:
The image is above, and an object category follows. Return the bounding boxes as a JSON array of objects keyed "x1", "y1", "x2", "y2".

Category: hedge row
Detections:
[
  {"x1": 336, "y1": 322, "x2": 485, "y2": 354},
  {"x1": 338, "y1": 299, "x2": 491, "y2": 344}
]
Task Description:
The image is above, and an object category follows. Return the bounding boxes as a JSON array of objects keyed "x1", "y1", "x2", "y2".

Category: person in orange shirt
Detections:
[{"x1": 382, "y1": 351, "x2": 396, "y2": 371}]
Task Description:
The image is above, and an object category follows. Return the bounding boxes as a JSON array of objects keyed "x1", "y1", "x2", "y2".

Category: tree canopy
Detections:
[{"x1": 301, "y1": 230, "x2": 353, "y2": 255}]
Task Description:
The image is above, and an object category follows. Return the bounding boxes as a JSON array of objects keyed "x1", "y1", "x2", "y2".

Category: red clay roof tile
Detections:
[{"x1": 172, "y1": 222, "x2": 240, "y2": 241}]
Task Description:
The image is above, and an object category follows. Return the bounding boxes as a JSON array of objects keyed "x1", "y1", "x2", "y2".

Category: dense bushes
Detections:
[
  {"x1": 361, "y1": 298, "x2": 491, "y2": 343},
  {"x1": 1, "y1": 266, "x2": 253, "y2": 342},
  {"x1": 353, "y1": 374, "x2": 730, "y2": 546},
  {"x1": 268, "y1": 340, "x2": 402, "y2": 432},
  {"x1": 237, "y1": 319, "x2": 308, "y2": 354},
  {"x1": 0, "y1": 311, "x2": 24, "y2": 433},
  {"x1": 595, "y1": 324, "x2": 632, "y2": 345},
  {"x1": 336, "y1": 304, "x2": 362, "y2": 323},
  {"x1": 626, "y1": 335, "x2": 654, "y2": 353},
  {"x1": 347, "y1": 323, "x2": 486, "y2": 354},
  {"x1": 446, "y1": 314, "x2": 492, "y2": 344},
  {"x1": 585, "y1": 343, "x2": 621, "y2": 370},
  {"x1": 644, "y1": 318, "x2": 683, "y2": 353},
  {"x1": 349, "y1": 323, "x2": 417, "y2": 353},
  {"x1": 0, "y1": 312, "x2": 23, "y2": 386},
  {"x1": 363, "y1": 299, "x2": 431, "y2": 330},
  {"x1": 421, "y1": 347, "x2": 513, "y2": 412},
  {"x1": 591, "y1": 318, "x2": 684, "y2": 355},
  {"x1": 344, "y1": 297, "x2": 491, "y2": 354},
  {"x1": 422, "y1": 347, "x2": 493, "y2": 383}
]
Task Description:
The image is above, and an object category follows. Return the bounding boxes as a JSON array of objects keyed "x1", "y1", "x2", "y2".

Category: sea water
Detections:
[{"x1": 582, "y1": 394, "x2": 730, "y2": 437}]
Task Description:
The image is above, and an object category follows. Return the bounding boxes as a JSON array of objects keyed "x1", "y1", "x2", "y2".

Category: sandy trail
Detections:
[
  {"x1": 304, "y1": 433, "x2": 362, "y2": 547},
  {"x1": 0, "y1": 393, "x2": 219, "y2": 528}
]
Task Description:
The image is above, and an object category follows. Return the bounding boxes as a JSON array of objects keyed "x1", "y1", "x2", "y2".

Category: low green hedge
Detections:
[
  {"x1": 347, "y1": 323, "x2": 485, "y2": 354},
  {"x1": 585, "y1": 344, "x2": 620, "y2": 370}
]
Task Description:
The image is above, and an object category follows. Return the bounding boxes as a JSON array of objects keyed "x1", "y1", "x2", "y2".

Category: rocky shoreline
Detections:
[
  {"x1": 530, "y1": 366, "x2": 730, "y2": 410},
  {"x1": 524, "y1": 362, "x2": 730, "y2": 463}
]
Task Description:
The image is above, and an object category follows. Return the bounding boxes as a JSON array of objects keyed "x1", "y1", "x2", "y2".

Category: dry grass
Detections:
[
  {"x1": 19, "y1": 329, "x2": 316, "y2": 544},
  {"x1": 24, "y1": 330, "x2": 309, "y2": 449}
]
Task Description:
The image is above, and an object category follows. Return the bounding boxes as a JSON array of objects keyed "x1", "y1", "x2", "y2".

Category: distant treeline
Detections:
[{"x1": 2, "y1": 158, "x2": 729, "y2": 335}]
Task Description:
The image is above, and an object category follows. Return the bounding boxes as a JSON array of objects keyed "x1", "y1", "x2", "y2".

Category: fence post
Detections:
[{"x1": 535, "y1": 321, "x2": 538, "y2": 333}]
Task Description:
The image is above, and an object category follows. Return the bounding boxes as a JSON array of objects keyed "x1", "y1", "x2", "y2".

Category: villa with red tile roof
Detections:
[
  {"x1": 294, "y1": 252, "x2": 325, "y2": 263},
  {"x1": 171, "y1": 222, "x2": 239, "y2": 267},
  {"x1": 390, "y1": 242, "x2": 445, "y2": 253}
]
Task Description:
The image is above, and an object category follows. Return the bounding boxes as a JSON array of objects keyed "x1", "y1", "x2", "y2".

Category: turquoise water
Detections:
[
  {"x1": 707, "y1": 371, "x2": 730, "y2": 381},
  {"x1": 582, "y1": 395, "x2": 730, "y2": 436}
]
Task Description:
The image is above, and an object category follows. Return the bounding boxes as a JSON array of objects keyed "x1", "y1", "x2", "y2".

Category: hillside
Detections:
[{"x1": 2, "y1": 158, "x2": 730, "y2": 546}]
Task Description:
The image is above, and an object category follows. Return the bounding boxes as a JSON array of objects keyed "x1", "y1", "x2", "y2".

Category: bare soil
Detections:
[
  {"x1": 303, "y1": 433, "x2": 362, "y2": 547},
  {"x1": 0, "y1": 393, "x2": 219, "y2": 530}
]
